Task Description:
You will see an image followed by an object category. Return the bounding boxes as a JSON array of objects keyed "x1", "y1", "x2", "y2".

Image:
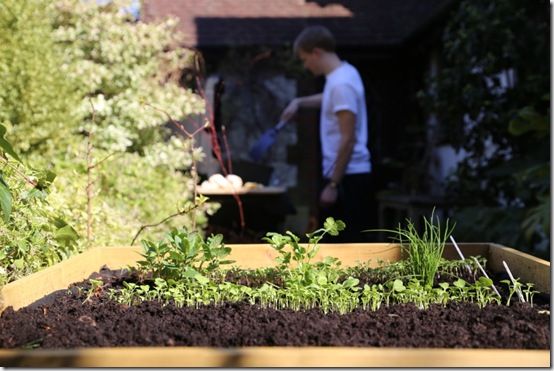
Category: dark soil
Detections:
[{"x1": 0, "y1": 269, "x2": 549, "y2": 349}]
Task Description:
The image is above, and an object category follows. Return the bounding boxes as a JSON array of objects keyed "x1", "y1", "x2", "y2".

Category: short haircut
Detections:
[{"x1": 293, "y1": 25, "x2": 336, "y2": 55}]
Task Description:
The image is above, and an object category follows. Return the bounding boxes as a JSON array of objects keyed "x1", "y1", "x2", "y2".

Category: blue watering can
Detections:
[{"x1": 248, "y1": 120, "x2": 288, "y2": 162}]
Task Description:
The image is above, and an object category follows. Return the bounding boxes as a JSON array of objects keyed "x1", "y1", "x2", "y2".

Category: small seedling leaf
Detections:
[
  {"x1": 393, "y1": 279, "x2": 406, "y2": 292},
  {"x1": 454, "y1": 278, "x2": 467, "y2": 288},
  {"x1": 478, "y1": 276, "x2": 493, "y2": 287}
]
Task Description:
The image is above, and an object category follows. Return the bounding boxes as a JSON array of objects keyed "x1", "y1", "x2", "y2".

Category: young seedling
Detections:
[
  {"x1": 82, "y1": 278, "x2": 104, "y2": 304},
  {"x1": 502, "y1": 260, "x2": 525, "y2": 303},
  {"x1": 449, "y1": 235, "x2": 472, "y2": 275},
  {"x1": 521, "y1": 283, "x2": 539, "y2": 306},
  {"x1": 471, "y1": 256, "x2": 501, "y2": 297},
  {"x1": 264, "y1": 217, "x2": 345, "y2": 268},
  {"x1": 473, "y1": 276, "x2": 498, "y2": 308}
]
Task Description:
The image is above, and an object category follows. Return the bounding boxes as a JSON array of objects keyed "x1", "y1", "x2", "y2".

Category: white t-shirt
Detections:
[{"x1": 320, "y1": 61, "x2": 371, "y2": 177}]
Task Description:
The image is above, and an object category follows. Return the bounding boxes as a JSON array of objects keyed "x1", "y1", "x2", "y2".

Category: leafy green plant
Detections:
[
  {"x1": 2, "y1": 0, "x2": 214, "y2": 251},
  {"x1": 0, "y1": 0, "x2": 81, "y2": 155},
  {"x1": 361, "y1": 283, "x2": 385, "y2": 311},
  {"x1": 103, "y1": 219, "x2": 540, "y2": 313},
  {"x1": 263, "y1": 217, "x2": 345, "y2": 268},
  {"x1": 450, "y1": 278, "x2": 471, "y2": 302},
  {"x1": 500, "y1": 277, "x2": 529, "y2": 306},
  {"x1": 136, "y1": 229, "x2": 234, "y2": 283},
  {"x1": 434, "y1": 282, "x2": 451, "y2": 306},
  {"x1": 82, "y1": 278, "x2": 104, "y2": 304},
  {"x1": 0, "y1": 157, "x2": 79, "y2": 286},
  {"x1": 473, "y1": 276, "x2": 500, "y2": 309}
]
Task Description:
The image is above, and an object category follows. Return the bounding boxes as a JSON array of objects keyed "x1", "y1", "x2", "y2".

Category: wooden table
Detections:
[{"x1": 197, "y1": 186, "x2": 295, "y2": 235}]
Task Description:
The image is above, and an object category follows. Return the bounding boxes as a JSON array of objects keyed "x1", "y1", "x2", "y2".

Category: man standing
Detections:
[{"x1": 281, "y1": 25, "x2": 374, "y2": 242}]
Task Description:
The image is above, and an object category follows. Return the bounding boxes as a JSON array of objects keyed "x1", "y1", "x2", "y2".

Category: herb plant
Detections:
[
  {"x1": 136, "y1": 229, "x2": 234, "y2": 283},
  {"x1": 263, "y1": 217, "x2": 345, "y2": 268},
  {"x1": 367, "y1": 212, "x2": 454, "y2": 287},
  {"x1": 99, "y1": 219, "x2": 540, "y2": 314}
]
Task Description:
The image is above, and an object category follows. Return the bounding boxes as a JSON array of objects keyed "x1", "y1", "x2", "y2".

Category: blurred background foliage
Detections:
[
  {"x1": 419, "y1": 0, "x2": 549, "y2": 258},
  {"x1": 0, "y1": 0, "x2": 215, "y2": 284}
]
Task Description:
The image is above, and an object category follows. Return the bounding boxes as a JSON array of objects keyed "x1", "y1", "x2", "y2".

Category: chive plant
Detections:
[{"x1": 366, "y1": 211, "x2": 454, "y2": 287}]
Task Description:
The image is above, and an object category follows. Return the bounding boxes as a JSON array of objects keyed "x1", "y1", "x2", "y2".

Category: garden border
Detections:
[{"x1": 0, "y1": 243, "x2": 550, "y2": 367}]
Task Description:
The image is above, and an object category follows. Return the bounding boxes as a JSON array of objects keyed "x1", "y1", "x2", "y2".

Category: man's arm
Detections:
[
  {"x1": 320, "y1": 109, "x2": 356, "y2": 207},
  {"x1": 330, "y1": 110, "x2": 356, "y2": 183},
  {"x1": 281, "y1": 93, "x2": 322, "y2": 121},
  {"x1": 296, "y1": 93, "x2": 323, "y2": 108}
]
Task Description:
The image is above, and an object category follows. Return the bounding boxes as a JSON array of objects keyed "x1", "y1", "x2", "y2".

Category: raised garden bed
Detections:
[{"x1": 0, "y1": 242, "x2": 550, "y2": 367}]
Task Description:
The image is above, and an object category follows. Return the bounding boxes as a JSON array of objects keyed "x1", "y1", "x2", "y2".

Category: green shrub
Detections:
[
  {"x1": 0, "y1": 0, "x2": 81, "y2": 154},
  {"x1": 0, "y1": 159, "x2": 79, "y2": 286},
  {"x1": 0, "y1": 0, "x2": 216, "y2": 283}
]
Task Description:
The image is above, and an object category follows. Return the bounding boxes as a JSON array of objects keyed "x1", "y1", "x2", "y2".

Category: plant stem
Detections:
[
  {"x1": 502, "y1": 260, "x2": 525, "y2": 303},
  {"x1": 131, "y1": 203, "x2": 202, "y2": 245},
  {"x1": 86, "y1": 99, "x2": 95, "y2": 246},
  {"x1": 471, "y1": 256, "x2": 501, "y2": 297}
]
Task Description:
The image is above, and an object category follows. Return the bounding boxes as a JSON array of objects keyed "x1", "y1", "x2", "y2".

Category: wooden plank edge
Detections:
[
  {"x1": 487, "y1": 243, "x2": 550, "y2": 293},
  {"x1": 0, "y1": 248, "x2": 102, "y2": 313},
  {"x1": 0, "y1": 347, "x2": 548, "y2": 367}
]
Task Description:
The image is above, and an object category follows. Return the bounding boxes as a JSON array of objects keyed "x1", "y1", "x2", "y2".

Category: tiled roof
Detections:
[{"x1": 142, "y1": 0, "x2": 452, "y2": 48}]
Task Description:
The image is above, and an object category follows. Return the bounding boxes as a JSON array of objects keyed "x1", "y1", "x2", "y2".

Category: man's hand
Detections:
[
  {"x1": 280, "y1": 98, "x2": 299, "y2": 122},
  {"x1": 320, "y1": 183, "x2": 338, "y2": 208}
]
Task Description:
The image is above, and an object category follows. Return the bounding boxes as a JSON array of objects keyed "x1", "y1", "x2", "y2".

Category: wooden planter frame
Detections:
[{"x1": 0, "y1": 243, "x2": 550, "y2": 367}]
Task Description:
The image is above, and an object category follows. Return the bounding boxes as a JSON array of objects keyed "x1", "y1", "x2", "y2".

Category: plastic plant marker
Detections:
[
  {"x1": 471, "y1": 256, "x2": 501, "y2": 297},
  {"x1": 449, "y1": 236, "x2": 472, "y2": 274},
  {"x1": 502, "y1": 260, "x2": 525, "y2": 303}
]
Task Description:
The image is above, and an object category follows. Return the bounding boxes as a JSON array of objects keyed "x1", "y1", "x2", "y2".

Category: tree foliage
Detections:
[
  {"x1": 47, "y1": 0, "x2": 213, "y2": 246},
  {"x1": 419, "y1": 0, "x2": 549, "y2": 256},
  {"x1": 0, "y1": 0, "x2": 81, "y2": 154},
  {"x1": 0, "y1": 0, "x2": 215, "y2": 284}
]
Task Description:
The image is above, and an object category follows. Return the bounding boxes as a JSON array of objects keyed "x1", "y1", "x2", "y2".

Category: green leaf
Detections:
[
  {"x1": 169, "y1": 251, "x2": 184, "y2": 262},
  {"x1": 478, "y1": 276, "x2": 493, "y2": 287},
  {"x1": 316, "y1": 272, "x2": 327, "y2": 286},
  {"x1": 324, "y1": 217, "x2": 346, "y2": 236},
  {"x1": 453, "y1": 278, "x2": 467, "y2": 288},
  {"x1": 322, "y1": 256, "x2": 338, "y2": 266},
  {"x1": 508, "y1": 107, "x2": 548, "y2": 137},
  {"x1": 54, "y1": 225, "x2": 79, "y2": 244},
  {"x1": 35, "y1": 170, "x2": 56, "y2": 191},
  {"x1": 183, "y1": 267, "x2": 209, "y2": 284},
  {"x1": 0, "y1": 174, "x2": 12, "y2": 223},
  {"x1": 0, "y1": 124, "x2": 21, "y2": 162},
  {"x1": 343, "y1": 277, "x2": 360, "y2": 289},
  {"x1": 392, "y1": 279, "x2": 406, "y2": 292}
]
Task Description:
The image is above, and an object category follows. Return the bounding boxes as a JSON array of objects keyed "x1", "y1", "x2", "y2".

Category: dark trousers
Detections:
[{"x1": 318, "y1": 172, "x2": 378, "y2": 243}]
